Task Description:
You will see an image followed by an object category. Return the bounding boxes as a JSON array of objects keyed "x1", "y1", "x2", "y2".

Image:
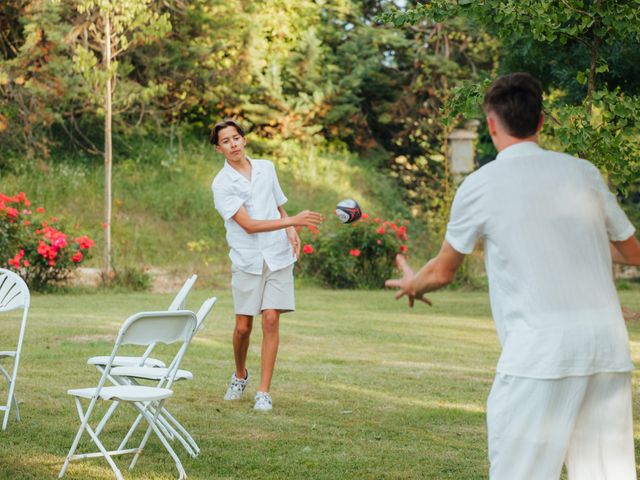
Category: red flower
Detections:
[
  {"x1": 36, "y1": 207, "x2": 45, "y2": 213},
  {"x1": 23, "y1": 220, "x2": 30, "y2": 226},
  {"x1": 6, "y1": 207, "x2": 18, "y2": 218},
  {"x1": 377, "y1": 226, "x2": 385, "y2": 235},
  {"x1": 397, "y1": 225, "x2": 407, "y2": 241},
  {"x1": 400, "y1": 244, "x2": 407, "y2": 253},
  {"x1": 361, "y1": 213, "x2": 369, "y2": 220},
  {"x1": 75, "y1": 235, "x2": 94, "y2": 250},
  {"x1": 12, "y1": 192, "x2": 30, "y2": 206},
  {"x1": 377, "y1": 239, "x2": 382, "y2": 245},
  {"x1": 307, "y1": 225, "x2": 320, "y2": 235},
  {"x1": 72, "y1": 251, "x2": 83, "y2": 263},
  {"x1": 302, "y1": 244, "x2": 314, "y2": 255},
  {"x1": 23, "y1": 259, "x2": 30, "y2": 267},
  {"x1": 349, "y1": 249, "x2": 361, "y2": 257},
  {"x1": 50, "y1": 216, "x2": 58, "y2": 223},
  {"x1": 7, "y1": 250, "x2": 24, "y2": 268}
]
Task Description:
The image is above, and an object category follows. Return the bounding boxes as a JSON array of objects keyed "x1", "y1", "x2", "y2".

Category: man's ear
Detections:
[
  {"x1": 487, "y1": 115, "x2": 498, "y2": 137},
  {"x1": 536, "y1": 112, "x2": 545, "y2": 133}
]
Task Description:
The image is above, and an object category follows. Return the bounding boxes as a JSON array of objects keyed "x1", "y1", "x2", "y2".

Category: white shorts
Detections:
[
  {"x1": 487, "y1": 371, "x2": 636, "y2": 480},
  {"x1": 231, "y1": 262, "x2": 295, "y2": 316}
]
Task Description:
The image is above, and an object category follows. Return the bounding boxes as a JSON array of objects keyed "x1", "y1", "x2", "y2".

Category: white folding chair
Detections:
[
  {"x1": 0, "y1": 268, "x2": 30, "y2": 431},
  {"x1": 106, "y1": 297, "x2": 217, "y2": 459},
  {"x1": 58, "y1": 310, "x2": 198, "y2": 480},
  {"x1": 87, "y1": 275, "x2": 198, "y2": 370}
]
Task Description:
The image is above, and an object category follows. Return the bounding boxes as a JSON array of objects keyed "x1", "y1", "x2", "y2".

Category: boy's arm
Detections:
[
  {"x1": 232, "y1": 205, "x2": 322, "y2": 235},
  {"x1": 278, "y1": 206, "x2": 301, "y2": 257}
]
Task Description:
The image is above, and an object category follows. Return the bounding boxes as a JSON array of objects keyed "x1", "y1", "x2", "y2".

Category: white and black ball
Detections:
[{"x1": 335, "y1": 199, "x2": 362, "y2": 224}]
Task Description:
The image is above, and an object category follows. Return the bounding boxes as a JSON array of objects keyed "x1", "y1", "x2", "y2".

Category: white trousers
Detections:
[{"x1": 487, "y1": 372, "x2": 636, "y2": 480}]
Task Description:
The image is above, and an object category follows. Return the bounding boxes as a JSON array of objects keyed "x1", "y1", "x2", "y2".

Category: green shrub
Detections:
[
  {"x1": 111, "y1": 266, "x2": 152, "y2": 292},
  {"x1": 0, "y1": 192, "x2": 95, "y2": 291},
  {"x1": 296, "y1": 214, "x2": 409, "y2": 289}
]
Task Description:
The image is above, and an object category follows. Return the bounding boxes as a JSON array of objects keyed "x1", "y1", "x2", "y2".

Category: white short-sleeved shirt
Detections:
[
  {"x1": 212, "y1": 157, "x2": 295, "y2": 274},
  {"x1": 446, "y1": 142, "x2": 635, "y2": 379}
]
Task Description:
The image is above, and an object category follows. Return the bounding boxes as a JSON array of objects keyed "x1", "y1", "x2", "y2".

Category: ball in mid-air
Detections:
[{"x1": 335, "y1": 199, "x2": 362, "y2": 224}]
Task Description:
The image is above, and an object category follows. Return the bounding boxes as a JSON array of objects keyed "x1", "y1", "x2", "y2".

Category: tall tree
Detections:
[{"x1": 66, "y1": 0, "x2": 170, "y2": 277}]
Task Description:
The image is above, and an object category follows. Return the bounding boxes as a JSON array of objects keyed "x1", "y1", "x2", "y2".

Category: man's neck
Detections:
[{"x1": 495, "y1": 135, "x2": 538, "y2": 152}]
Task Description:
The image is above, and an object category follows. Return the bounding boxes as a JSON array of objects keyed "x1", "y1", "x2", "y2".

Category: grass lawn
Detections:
[{"x1": 0, "y1": 287, "x2": 639, "y2": 479}]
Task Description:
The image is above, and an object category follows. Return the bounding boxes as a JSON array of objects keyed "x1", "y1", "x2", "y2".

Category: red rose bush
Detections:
[
  {"x1": 0, "y1": 192, "x2": 94, "y2": 290},
  {"x1": 296, "y1": 212, "x2": 409, "y2": 289}
]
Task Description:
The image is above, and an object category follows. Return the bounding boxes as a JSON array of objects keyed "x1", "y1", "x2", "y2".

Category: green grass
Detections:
[{"x1": 1, "y1": 288, "x2": 640, "y2": 479}]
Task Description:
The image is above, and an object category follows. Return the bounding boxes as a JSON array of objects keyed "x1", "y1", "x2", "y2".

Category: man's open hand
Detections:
[{"x1": 385, "y1": 254, "x2": 432, "y2": 308}]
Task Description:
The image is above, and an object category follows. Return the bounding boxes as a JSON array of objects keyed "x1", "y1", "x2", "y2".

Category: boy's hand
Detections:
[
  {"x1": 287, "y1": 227, "x2": 301, "y2": 257},
  {"x1": 291, "y1": 210, "x2": 324, "y2": 228}
]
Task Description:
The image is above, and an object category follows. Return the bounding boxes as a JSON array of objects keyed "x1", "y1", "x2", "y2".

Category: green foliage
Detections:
[
  {"x1": 0, "y1": 191, "x2": 95, "y2": 291},
  {"x1": 296, "y1": 215, "x2": 409, "y2": 289},
  {"x1": 378, "y1": 0, "x2": 640, "y2": 193}
]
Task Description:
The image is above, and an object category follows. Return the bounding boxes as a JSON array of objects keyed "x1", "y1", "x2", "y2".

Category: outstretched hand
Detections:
[
  {"x1": 385, "y1": 254, "x2": 433, "y2": 308},
  {"x1": 292, "y1": 210, "x2": 324, "y2": 228}
]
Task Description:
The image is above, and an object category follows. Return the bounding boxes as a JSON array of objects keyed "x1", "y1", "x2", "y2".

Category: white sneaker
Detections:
[
  {"x1": 224, "y1": 370, "x2": 249, "y2": 401},
  {"x1": 254, "y1": 391, "x2": 272, "y2": 411}
]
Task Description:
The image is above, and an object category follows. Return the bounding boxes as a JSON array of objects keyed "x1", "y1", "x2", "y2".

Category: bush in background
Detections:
[
  {"x1": 297, "y1": 214, "x2": 408, "y2": 289},
  {"x1": 0, "y1": 192, "x2": 94, "y2": 291}
]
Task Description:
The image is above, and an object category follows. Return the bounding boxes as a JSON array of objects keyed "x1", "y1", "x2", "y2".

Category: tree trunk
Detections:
[{"x1": 103, "y1": 13, "x2": 112, "y2": 279}]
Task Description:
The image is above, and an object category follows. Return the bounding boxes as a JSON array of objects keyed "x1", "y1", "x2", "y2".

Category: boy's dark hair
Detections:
[
  {"x1": 210, "y1": 119, "x2": 245, "y2": 145},
  {"x1": 483, "y1": 73, "x2": 543, "y2": 138}
]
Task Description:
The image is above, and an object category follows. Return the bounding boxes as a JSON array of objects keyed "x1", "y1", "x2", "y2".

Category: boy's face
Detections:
[{"x1": 216, "y1": 126, "x2": 247, "y2": 162}]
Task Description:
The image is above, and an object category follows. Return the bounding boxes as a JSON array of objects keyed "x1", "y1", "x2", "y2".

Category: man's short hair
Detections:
[
  {"x1": 210, "y1": 119, "x2": 245, "y2": 145},
  {"x1": 483, "y1": 73, "x2": 543, "y2": 138}
]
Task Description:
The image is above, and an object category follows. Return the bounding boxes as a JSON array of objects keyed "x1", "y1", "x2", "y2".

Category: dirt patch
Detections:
[{"x1": 68, "y1": 267, "x2": 192, "y2": 293}]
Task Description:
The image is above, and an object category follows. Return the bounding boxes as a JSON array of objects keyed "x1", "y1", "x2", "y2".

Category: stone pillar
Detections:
[{"x1": 447, "y1": 120, "x2": 480, "y2": 178}]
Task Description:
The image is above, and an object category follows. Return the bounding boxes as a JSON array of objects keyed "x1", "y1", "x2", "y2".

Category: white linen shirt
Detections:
[
  {"x1": 212, "y1": 157, "x2": 295, "y2": 274},
  {"x1": 446, "y1": 142, "x2": 635, "y2": 379}
]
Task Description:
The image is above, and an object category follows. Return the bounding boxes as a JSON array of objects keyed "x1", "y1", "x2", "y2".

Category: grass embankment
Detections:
[
  {"x1": 0, "y1": 136, "x2": 412, "y2": 286},
  {"x1": 0, "y1": 288, "x2": 639, "y2": 479}
]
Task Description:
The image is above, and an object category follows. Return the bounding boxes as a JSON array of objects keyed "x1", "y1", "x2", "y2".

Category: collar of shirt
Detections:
[
  {"x1": 495, "y1": 141, "x2": 542, "y2": 161},
  {"x1": 222, "y1": 156, "x2": 263, "y2": 184}
]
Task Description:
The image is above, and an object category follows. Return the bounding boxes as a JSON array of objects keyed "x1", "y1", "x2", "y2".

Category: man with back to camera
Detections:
[
  {"x1": 386, "y1": 72, "x2": 640, "y2": 479},
  {"x1": 210, "y1": 119, "x2": 323, "y2": 411}
]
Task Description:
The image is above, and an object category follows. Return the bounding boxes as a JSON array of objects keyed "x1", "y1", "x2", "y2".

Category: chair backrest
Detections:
[
  {"x1": 120, "y1": 311, "x2": 197, "y2": 347},
  {"x1": 167, "y1": 275, "x2": 198, "y2": 311},
  {"x1": 195, "y1": 297, "x2": 217, "y2": 331},
  {"x1": 0, "y1": 268, "x2": 30, "y2": 313}
]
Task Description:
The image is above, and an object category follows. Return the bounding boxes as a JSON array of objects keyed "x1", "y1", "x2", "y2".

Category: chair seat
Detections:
[
  {"x1": 0, "y1": 351, "x2": 16, "y2": 358},
  {"x1": 87, "y1": 355, "x2": 166, "y2": 368},
  {"x1": 68, "y1": 385, "x2": 173, "y2": 402},
  {"x1": 111, "y1": 366, "x2": 193, "y2": 381}
]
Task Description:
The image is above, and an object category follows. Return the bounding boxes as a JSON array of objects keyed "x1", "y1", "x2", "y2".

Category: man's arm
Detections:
[
  {"x1": 610, "y1": 235, "x2": 640, "y2": 266},
  {"x1": 232, "y1": 205, "x2": 322, "y2": 235},
  {"x1": 385, "y1": 240, "x2": 466, "y2": 307}
]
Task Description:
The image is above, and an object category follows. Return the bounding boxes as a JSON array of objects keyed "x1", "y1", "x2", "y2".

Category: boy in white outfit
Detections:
[
  {"x1": 211, "y1": 119, "x2": 323, "y2": 411},
  {"x1": 386, "y1": 73, "x2": 640, "y2": 479}
]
